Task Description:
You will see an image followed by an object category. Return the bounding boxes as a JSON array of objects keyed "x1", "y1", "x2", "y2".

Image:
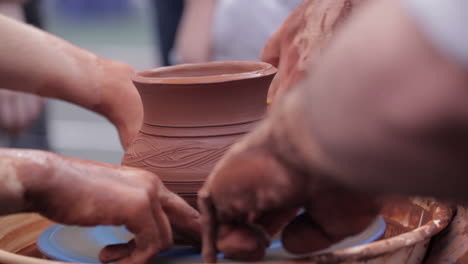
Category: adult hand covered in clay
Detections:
[
  {"x1": 198, "y1": 113, "x2": 379, "y2": 262},
  {"x1": 261, "y1": 0, "x2": 365, "y2": 103},
  {"x1": 0, "y1": 149, "x2": 200, "y2": 264},
  {"x1": 200, "y1": 0, "x2": 468, "y2": 260},
  {"x1": 0, "y1": 89, "x2": 43, "y2": 133},
  {"x1": 197, "y1": 1, "x2": 377, "y2": 261}
]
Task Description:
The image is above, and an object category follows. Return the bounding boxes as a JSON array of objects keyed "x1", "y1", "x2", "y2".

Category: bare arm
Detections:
[
  {"x1": 0, "y1": 148, "x2": 200, "y2": 263},
  {"x1": 1, "y1": 14, "x2": 106, "y2": 109},
  {"x1": 0, "y1": 15, "x2": 142, "y2": 147}
]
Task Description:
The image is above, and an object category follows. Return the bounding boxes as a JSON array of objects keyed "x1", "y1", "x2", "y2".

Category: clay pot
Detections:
[{"x1": 122, "y1": 61, "x2": 277, "y2": 207}]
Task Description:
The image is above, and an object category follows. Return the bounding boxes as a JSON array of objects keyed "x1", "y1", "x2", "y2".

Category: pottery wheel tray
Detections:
[{"x1": 37, "y1": 216, "x2": 386, "y2": 263}]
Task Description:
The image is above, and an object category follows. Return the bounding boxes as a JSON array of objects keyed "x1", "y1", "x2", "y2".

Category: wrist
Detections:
[
  {"x1": 264, "y1": 85, "x2": 335, "y2": 193},
  {"x1": 85, "y1": 57, "x2": 116, "y2": 116},
  {"x1": 265, "y1": 88, "x2": 376, "y2": 200},
  {"x1": 41, "y1": 43, "x2": 105, "y2": 111},
  {"x1": 90, "y1": 59, "x2": 139, "y2": 147},
  {"x1": 268, "y1": 89, "x2": 322, "y2": 168},
  {"x1": 76, "y1": 56, "x2": 130, "y2": 121}
]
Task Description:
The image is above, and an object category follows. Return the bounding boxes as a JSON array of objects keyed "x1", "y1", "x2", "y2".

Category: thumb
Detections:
[
  {"x1": 118, "y1": 124, "x2": 139, "y2": 150},
  {"x1": 266, "y1": 70, "x2": 281, "y2": 105},
  {"x1": 261, "y1": 28, "x2": 282, "y2": 67},
  {"x1": 214, "y1": 208, "x2": 299, "y2": 261}
]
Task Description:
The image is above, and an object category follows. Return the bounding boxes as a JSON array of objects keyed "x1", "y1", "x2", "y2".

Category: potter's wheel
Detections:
[{"x1": 37, "y1": 216, "x2": 385, "y2": 263}]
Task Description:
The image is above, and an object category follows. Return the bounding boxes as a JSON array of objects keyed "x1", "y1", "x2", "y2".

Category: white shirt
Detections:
[
  {"x1": 403, "y1": 0, "x2": 468, "y2": 66},
  {"x1": 212, "y1": 0, "x2": 302, "y2": 61}
]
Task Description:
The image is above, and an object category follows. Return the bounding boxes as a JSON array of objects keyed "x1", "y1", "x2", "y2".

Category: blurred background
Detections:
[{"x1": 0, "y1": 0, "x2": 300, "y2": 165}]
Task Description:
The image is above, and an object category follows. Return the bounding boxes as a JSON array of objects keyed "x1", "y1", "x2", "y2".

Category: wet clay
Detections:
[{"x1": 122, "y1": 61, "x2": 277, "y2": 207}]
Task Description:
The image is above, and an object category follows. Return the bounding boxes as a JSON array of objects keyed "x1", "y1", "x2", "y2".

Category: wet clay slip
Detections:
[{"x1": 122, "y1": 61, "x2": 277, "y2": 207}]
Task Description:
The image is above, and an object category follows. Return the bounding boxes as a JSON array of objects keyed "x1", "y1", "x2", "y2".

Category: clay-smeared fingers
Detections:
[
  {"x1": 260, "y1": 0, "x2": 310, "y2": 103},
  {"x1": 260, "y1": 0, "x2": 310, "y2": 67},
  {"x1": 99, "y1": 170, "x2": 174, "y2": 263},
  {"x1": 199, "y1": 143, "x2": 307, "y2": 262},
  {"x1": 18, "y1": 154, "x2": 185, "y2": 263},
  {"x1": 109, "y1": 197, "x2": 172, "y2": 264},
  {"x1": 199, "y1": 192, "x2": 218, "y2": 263},
  {"x1": 217, "y1": 224, "x2": 268, "y2": 261},
  {"x1": 100, "y1": 240, "x2": 135, "y2": 263},
  {"x1": 128, "y1": 218, "x2": 170, "y2": 263},
  {"x1": 149, "y1": 198, "x2": 173, "y2": 248},
  {"x1": 212, "y1": 208, "x2": 298, "y2": 260},
  {"x1": 160, "y1": 190, "x2": 201, "y2": 245},
  {"x1": 262, "y1": 0, "x2": 366, "y2": 103}
]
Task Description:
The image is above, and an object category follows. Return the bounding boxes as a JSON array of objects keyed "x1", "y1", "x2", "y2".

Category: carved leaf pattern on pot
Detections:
[{"x1": 123, "y1": 133, "x2": 232, "y2": 170}]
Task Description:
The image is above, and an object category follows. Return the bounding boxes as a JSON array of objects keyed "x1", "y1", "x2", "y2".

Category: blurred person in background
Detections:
[
  {"x1": 56, "y1": 0, "x2": 132, "y2": 19},
  {"x1": 152, "y1": 0, "x2": 185, "y2": 66},
  {"x1": 173, "y1": 0, "x2": 302, "y2": 64},
  {"x1": 23, "y1": 0, "x2": 41, "y2": 27},
  {"x1": 0, "y1": 0, "x2": 48, "y2": 150}
]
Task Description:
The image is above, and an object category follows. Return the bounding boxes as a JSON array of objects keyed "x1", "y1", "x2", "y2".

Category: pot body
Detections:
[
  {"x1": 123, "y1": 130, "x2": 248, "y2": 207},
  {"x1": 122, "y1": 61, "x2": 277, "y2": 207}
]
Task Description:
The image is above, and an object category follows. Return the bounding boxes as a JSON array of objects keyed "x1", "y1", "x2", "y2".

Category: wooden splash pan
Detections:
[{"x1": 0, "y1": 197, "x2": 453, "y2": 264}]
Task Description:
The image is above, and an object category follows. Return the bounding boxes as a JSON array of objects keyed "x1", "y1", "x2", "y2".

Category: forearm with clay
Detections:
[
  {"x1": 265, "y1": 0, "x2": 468, "y2": 201},
  {"x1": 0, "y1": 149, "x2": 118, "y2": 216},
  {"x1": 0, "y1": 149, "x2": 56, "y2": 215}
]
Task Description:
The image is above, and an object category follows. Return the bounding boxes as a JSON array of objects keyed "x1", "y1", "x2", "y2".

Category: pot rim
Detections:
[{"x1": 132, "y1": 61, "x2": 277, "y2": 85}]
